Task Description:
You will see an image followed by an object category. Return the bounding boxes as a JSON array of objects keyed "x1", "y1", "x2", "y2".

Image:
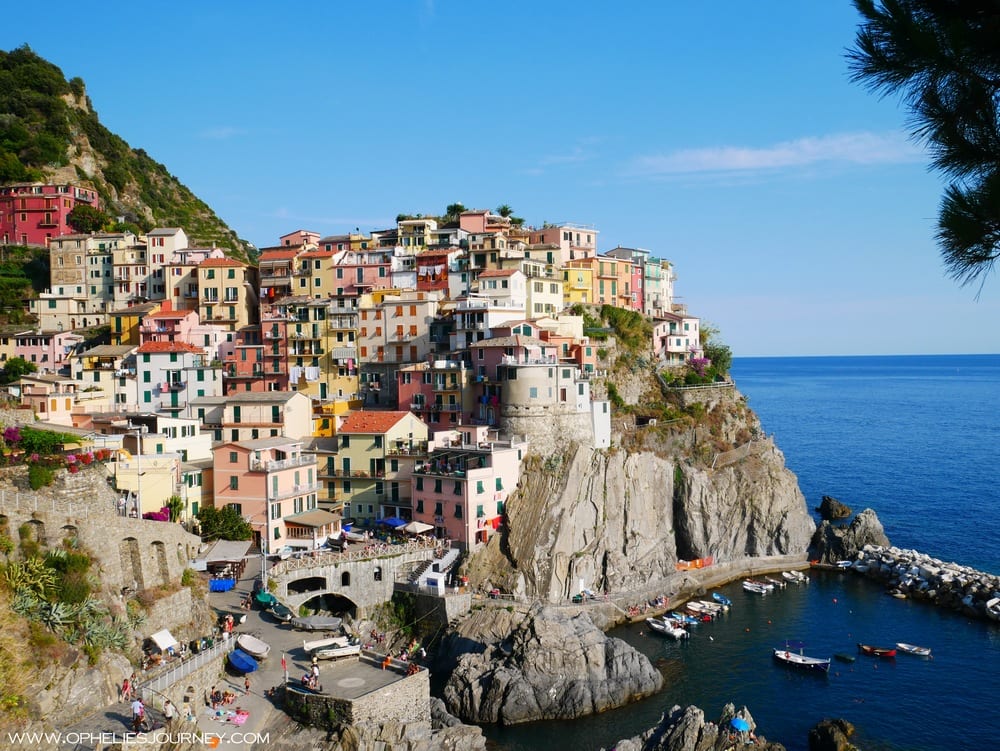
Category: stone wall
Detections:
[{"x1": 409, "y1": 589, "x2": 472, "y2": 633}]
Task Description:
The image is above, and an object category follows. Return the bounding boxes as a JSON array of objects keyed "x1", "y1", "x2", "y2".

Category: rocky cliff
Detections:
[{"x1": 472, "y1": 385, "x2": 815, "y2": 602}]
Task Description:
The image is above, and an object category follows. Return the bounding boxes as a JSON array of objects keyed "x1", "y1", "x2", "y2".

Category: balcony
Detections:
[
  {"x1": 385, "y1": 441, "x2": 429, "y2": 457},
  {"x1": 250, "y1": 454, "x2": 315, "y2": 472},
  {"x1": 162, "y1": 381, "x2": 186, "y2": 391},
  {"x1": 267, "y1": 482, "x2": 322, "y2": 502},
  {"x1": 390, "y1": 333, "x2": 412, "y2": 343},
  {"x1": 290, "y1": 331, "x2": 319, "y2": 340},
  {"x1": 158, "y1": 400, "x2": 184, "y2": 410},
  {"x1": 264, "y1": 331, "x2": 282, "y2": 339}
]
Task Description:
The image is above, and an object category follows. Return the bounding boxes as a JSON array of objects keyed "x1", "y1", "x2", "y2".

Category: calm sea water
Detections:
[{"x1": 484, "y1": 354, "x2": 1000, "y2": 751}]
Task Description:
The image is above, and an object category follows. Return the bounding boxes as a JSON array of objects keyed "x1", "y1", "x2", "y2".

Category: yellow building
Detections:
[
  {"x1": 563, "y1": 261, "x2": 594, "y2": 307},
  {"x1": 197, "y1": 257, "x2": 257, "y2": 332},
  {"x1": 109, "y1": 302, "x2": 162, "y2": 346}
]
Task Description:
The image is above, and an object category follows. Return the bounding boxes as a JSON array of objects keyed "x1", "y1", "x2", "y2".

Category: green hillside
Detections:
[{"x1": 0, "y1": 45, "x2": 250, "y2": 259}]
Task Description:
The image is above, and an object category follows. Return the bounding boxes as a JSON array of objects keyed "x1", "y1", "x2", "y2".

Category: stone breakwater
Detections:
[{"x1": 845, "y1": 544, "x2": 1000, "y2": 620}]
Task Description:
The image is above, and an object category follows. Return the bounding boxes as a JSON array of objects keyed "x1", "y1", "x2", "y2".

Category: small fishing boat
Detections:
[
  {"x1": 895, "y1": 642, "x2": 931, "y2": 657},
  {"x1": 227, "y1": 648, "x2": 258, "y2": 673},
  {"x1": 712, "y1": 592, "x2": 732, "y2": 608},
  {"x1": 765, "y1": 576, "x2": 786, "y2": 589},
  {"x1": 985, "y1": 597, "x2": 1000, "y2": 621},
  {"x1": 834, "y1": 653, "x2": 856, "y2": 663},
  {"x1": 857, "y1": 643, "x2": 897, "y2": 658},
  {"x1": 747, "y1": 578, "x2": 775, "y2": 591},
  {"x1": 782, "y1": 570, "x2": 809, "y2": 584},
  {"x1": 742, "y1": 580, "x2": 769, "y2": 595},
  {"x1": 254, "y1": 591, "x2": 277, "y2": 608},
  {"x1": 236, "y1": 633, "x2": 271, "y2": 660},
  {"x1": 291, "y1": 614, "x2": 343, "y2": 632},
  {"x1": 646, "y1": 617, "x2": 689, "y2": 640},
  {"x1": 269, "y1": 601, "x2": 294, "y2": 622},
  {"x1": 304, "y1": 635, "x2": 360, "y2": 660},
  {"x1": 665, "y1": 612, "x2": 700, "y2": 627},
  {"x1": 835, "y1": 560, "x2": 853, "y2": 569},
  {"x1": 773, "y1": 646, "x2": 831, "y2": 673}
]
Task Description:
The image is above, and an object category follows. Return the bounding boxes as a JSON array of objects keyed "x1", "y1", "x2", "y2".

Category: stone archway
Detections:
[
  {"x1": 60, "y1": 524, "x2": 79, "y2": 546},
  {"x1": 288, "y1": 575, "x2": 326, "y2": 596},
  {"x1": 152, "y1": 541, "x2": 169, "y2": 587},
  {"x1": 300, "y1": 592, "x2": 357, "y2": 620},
  {"x1": 119, "y1": 537, "x2": 144, "y2": 592},
  {"x1": 24, "y1": 519, "x2": 46, "y2": 547}
]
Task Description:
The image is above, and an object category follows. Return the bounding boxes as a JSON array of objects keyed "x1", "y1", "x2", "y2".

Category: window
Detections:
[
  {"x1": 229, "y1": 451, "x2": 238, "y2": 463},
  {"x1": 375, "y1": 482, "x2": 384, "y2": 495},
  {"x1": 455, "y1": 505, "x2": 463, "y2": 518},
  {"x1": 434, "y1": 479, "x2": 442, "y2": 493},
  {"x1": 529, "y1": 387, "x2": 538, "y2": 399},
  {"x1": 415, "y1": 499, "x2": 424, "y2": 513},
  {"x1": 454, "y1": 481, "x2": 462, "y2": 495},
  {"x1": 229, "y1": 476, "x2": 238, "y2": 490},
  {"x1": 434, "y1": 502, "x2": 443, "y2": 516},
  {"x1": 374, "y1": 436, "x2": 383, "y2": 448},
  {"x1": 476, "y1": 504, "x2": 484, "y2": 518},
  {"x1": 476, "y1": 480, "x2": 485, "y2": 494},
  {"x1": 415, "y1": 477, "x2": 423, "y2": 491},
  {"x1": 495, "y1": 477, "x2": 503, "y2": 491}
]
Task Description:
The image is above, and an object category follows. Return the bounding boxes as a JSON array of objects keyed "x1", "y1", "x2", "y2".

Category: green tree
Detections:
[
  {"x1": 166, "y1": 495, "x2": 185, "y2": 522},
  {"x1": 0, "y1": 356, "x2": 36, "y2": 384},
  {"x1": 196, "y1": 505, "x2": 252, "y2": 541},
  {"x1": 66, "y1": 204, "x2": 108, "y2": 233},
  {"x1": 847, "y1": 0, "x2": 1000, "y2": 286},
  {"x1": 495, "y1": 204, "x2": 514, "y2": 218},
  {"x1": 444, "y1": 202, "x2": 466, "y2": 222}
]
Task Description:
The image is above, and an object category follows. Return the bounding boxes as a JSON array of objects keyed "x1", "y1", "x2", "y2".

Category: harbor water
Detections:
[{"x1": 484, "y1": 354, "x2": 1000, "y2": 751}]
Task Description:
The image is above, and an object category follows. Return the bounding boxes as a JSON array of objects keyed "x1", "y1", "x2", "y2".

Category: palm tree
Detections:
[
  {"x1": 847, "y1": 0, "x2": 1000, "y2": 287},
  {"x1": 495, "y1": 204, "x2": 514, "y2": 218}
]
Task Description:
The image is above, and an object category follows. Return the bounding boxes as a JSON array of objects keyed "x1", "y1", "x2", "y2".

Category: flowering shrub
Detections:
[
  {"x1": 66, "y1": 454, "x2": 77, "y2": 464},
  {"x1": 3, "y1": 426, "x2": 22, "y2": 445},
  {"x1": 688, "y1": 357, "x2": 711, "y2": 377}
]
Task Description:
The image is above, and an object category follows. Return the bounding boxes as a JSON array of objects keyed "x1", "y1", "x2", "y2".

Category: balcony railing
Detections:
[
  {"x1": 385, "y1": 441, "x2": 429, "y2": 457},
  {"x1": 250, "y1": 455, "x2": 315, "y2": 472},
  {"x1": 432, "y1": 380, "x2": 460, "y2": 391},
  {"x1": 161, "y1": 381, "x2": 186, "y2": 391},
  {"x1": 267, "y1": 482, "x2": 322, "y2": 502}
]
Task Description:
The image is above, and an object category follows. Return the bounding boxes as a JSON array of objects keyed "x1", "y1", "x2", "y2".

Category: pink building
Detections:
[
  {"x1": 212, "y1": 436, "x2": 333, "y2": 554},
  {"x1": 0, "y1": 183, "x2": 100, "y2": 246},
  {"x1": 14, "y1": 329, "x2": 85, "y2": 374},
  {"x1": 223, "y1": 326, "x2": 266, "y2": 395},
  {"x1": 415, "y1": 250, "x2": 455, "y2": 296},
  {"x1": 279, "y1": 230, "x2": 320, "y2": 247},
  {"x1": 527, "y1": 222, "x2": 599, "y2": 265},
  {"x1": 410, "y1": 426, "x2": 524, "y2": 551},
  {"x1": 396, "y1": 359, "x2": 476, "y2": 429},
  {"x1": 468, "y1": 334, "x2": 559, "y2": 425}
]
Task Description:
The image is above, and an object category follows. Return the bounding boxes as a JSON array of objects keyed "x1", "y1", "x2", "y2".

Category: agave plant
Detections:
[
  {"x1": 44, "y1": 548, "x2": 67, "y2": 563},
  {"x1": 4, "y1": 559, "x2": 56, "y2": 597},
  {"x1": 36, "y1": 601, "x2": 71, "y2": 632},
  {"x1": 10, "y1": 589, "x2": 40, "y2": 617}
]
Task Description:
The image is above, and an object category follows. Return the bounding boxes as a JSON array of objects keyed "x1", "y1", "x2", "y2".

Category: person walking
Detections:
[
  {"x1": 131, "y1": 697, "x2": 147, "y2": 732},
  {"x1": 162, "y1": 698, "x2": 177, "y2": 730},
  {"x1": 120, "y1": 676, "x2": 132, "y2": 703},
  {"x1": 243, "y1": 675, "x2": 251, "y2": 696}
]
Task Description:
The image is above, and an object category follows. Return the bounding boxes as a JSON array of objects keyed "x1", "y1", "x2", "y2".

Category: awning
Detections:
[
  {"x1": 199, "y1": 539, "x2": 253, "y2": 563},
  {"x1": 285, "y1": 509, "x2": 340, "y2": 528},
  {"x1": 379, "y1": 516, "x2": 407, "y2": 528},
  {"x1": 403, "y1": 521, "x2": 433, "y2": 534},
  {"x1": 149, "y1": 629, "x2": 178, "y2": 652}
]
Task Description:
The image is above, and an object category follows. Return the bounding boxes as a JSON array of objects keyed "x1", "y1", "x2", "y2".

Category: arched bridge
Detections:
[{"x1": 268, "y1": 538, "x2": 450, "y2": 617}]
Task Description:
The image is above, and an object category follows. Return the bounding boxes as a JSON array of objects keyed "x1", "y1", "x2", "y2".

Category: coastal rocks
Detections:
[
  {"x1": 480, "y1": 434, "x2": 814, "y2": 603},
  {"x1": 815, "y1": 495, "x2": 852, "y2": 521},
  {"x1": 441, "y1": 604, "x2": 662, "y2": 725},
  {"x1": 603, "y1": 703, "x2": 786, "y2": 751},
  {"x1": 808, "y1": 718, "x2": 856, "y2": 751},
  {"x1": 849, "y1": 545, "x2": 1000, "y2": 620},
  {"x1": 810, "y1": 508, "x2": 890, "y2": 564}
]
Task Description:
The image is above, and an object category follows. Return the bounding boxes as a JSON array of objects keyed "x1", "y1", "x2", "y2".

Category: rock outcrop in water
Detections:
[
  {"x1": 810, "y1": 507, "x2": 889, "y2": 564},
  {"x1": 603, "y1": 703, "x2": 785, "y2": 751},
  {"x1": 441, "y1": 604, "x2": 662, "y2": 725},
  {"x1": 815, "y1": 495, "x2": 852, "y2": 520},
  {"x1": 808, "y1": 718, "x2": 857, "y2": 751}
]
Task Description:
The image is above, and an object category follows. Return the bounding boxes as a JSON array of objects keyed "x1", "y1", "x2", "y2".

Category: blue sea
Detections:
[{"x1": 484, "y1": 354, "x2": 1000, "y2": 751}]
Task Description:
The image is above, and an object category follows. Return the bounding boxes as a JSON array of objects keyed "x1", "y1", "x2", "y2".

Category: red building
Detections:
[{"x1": 0, "y1": 183, "x2": 100, "y2": 246}]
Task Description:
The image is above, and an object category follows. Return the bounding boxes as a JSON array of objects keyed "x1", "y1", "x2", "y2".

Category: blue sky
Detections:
[{"x1": 4, "y1": 2, "x2": 999, "y2": 357}]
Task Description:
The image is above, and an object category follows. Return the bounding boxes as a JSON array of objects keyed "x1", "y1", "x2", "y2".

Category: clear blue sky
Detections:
[{"x1": 4, "y1": 2, "x2": 998, "y2": 357}]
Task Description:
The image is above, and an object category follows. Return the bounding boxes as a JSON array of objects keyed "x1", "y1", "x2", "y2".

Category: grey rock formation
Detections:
[
  {"x1": 478, "y1": 435, "x2": 814, "y2": 603},
  {"x1": 808, "y1": 718, "x2": 856, "y2": 751},
  {"x1": 810, "y1": 507, "x2": 890, "y2": 564},
  {"x1": 815, "y1": 495, "x2": 852, "y2": 520},
  {"x1": 442, "y1": 604, "x2": 662, "y2": 725},
  {"x1": 604, "y1": 703, "x2": 786, "y2": 751}
]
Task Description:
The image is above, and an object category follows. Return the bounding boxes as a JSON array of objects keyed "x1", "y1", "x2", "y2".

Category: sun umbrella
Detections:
[{"x1": 730, "y1": 717, "x2": 750, "y2": 732}]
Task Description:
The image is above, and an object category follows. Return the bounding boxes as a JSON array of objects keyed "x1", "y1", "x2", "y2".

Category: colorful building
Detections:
[
  {"x1": 188, "y1": 391, "x2": 313, "y2": 443},
  {"x1": 396, "y1": 359, "x2": 476, "y2": 430},
  {"x1": 0, "y1": 183, "x2": 100, "y2": 246},
  {"x1": 197, "y1": 257, "x2": 257, "y2": 332},
  {"x1": 134, "y1": 340, "x2": 223, "y2": 414}
]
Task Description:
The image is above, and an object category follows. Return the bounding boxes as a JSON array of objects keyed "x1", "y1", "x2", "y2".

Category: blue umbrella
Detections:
[{"x1": 731, "y1": 717, "x2": 750, "y2": 732}]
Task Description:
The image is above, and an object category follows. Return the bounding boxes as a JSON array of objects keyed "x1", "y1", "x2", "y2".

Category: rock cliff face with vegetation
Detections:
[
  {"x1": 471, "y1": 376, "x2": 815, "y2": 603},
  {"x1": 0, "y1": 45, "x2": 249, "y2": 258}
]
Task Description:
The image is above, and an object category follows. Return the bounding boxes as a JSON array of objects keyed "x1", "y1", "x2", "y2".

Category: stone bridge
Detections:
[{"x1": 268, "y1": 538, "x2": 449, "y2": 617}]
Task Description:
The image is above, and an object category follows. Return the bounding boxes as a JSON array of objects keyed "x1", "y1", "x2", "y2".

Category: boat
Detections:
[
  {"x1": 895, "y1": 642, "x2": 932, "y2": 657},
  {"x1": 665, "y1": 612, "x2": 700, "y2": 627},
  {"x1": 836, "y1": 560, "x2": 853, "y2": 569},
  {"x1": 746, "y1": 578, "x2": 774, "y2": 591},
  {"x1": 227, "y1": 648, "x2": 258, "y2": 673},
  {"x1": 269, "y1": 601, "x2": 294, "y2": 622},
  {"x1": 782, "y1": 570, "x2": 809, "y2": 584},
  {"x1": 304, "y1": 635, "x2": 361, "y2": 660},
  {"x1": 772, "y1": 647, "x2": 831, "y2": 673},
  {"x1": 645, "y1": 617, "x2": 689, "y2": 640},
  {"x1": 236, "y1": 633, "x2": 271, "y2": 660},
  {"x1": 254, "y1": 590, "x2": 277, "y2": 608},
  {"x1": 765, "y1": 576, "x2": 786, "y2": 589},
  {"x1": 291, "y1": 614, "x2": 343, "y2": 631},
  {"x1": 742, "y1": 580, "x2": 769, "y2": 595},
  {"x1": 858, "y1": 643, "x2": 897, "y2": 658},
  {"x1": 834, "y1": 653, "x2": 856, "y2": 663},
  {"x1": 712, "y1": 592, "x2": 733, "y2": 608}
]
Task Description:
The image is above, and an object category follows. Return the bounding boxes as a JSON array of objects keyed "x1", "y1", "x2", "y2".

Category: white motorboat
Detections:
[
  {"x1": 895, "y1": 642, "x2": 932, "y2": 657},
  {"x1": 235, "y1": 633, "x2": 271, "y2": 660},
  {"x1": 646, "y1": 617, "x2": 689, "y2": 640},
  {"x1": 743, "y1": 580, "x2": 769, "y2": 595},
  {"x1": 773, "y1": 647, "x2": 830, "y2": 672},
  {"x1": 782, "y1": 570, "x2": 809, "y2": 584}
]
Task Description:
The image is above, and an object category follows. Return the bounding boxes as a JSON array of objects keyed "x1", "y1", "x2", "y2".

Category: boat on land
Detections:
[
  {"x1": 895, "y1": 642, "x2": 932, "y2": 657},
  {"x1": 834, "y1": 653, "x2": 856, "y2": 663},
  {"x1": 291, "y1": 614, "x2": 343, "y2": 631},
  {"x1": 858, "y1": 643, "x2": 897, "y2": 658},
  {"x1": 235, "y1": 633, "x2": 271, "y2": 660},
  {"x1": 254, "y1": 590, "x2": 277, "y2": 608},
  {"x1": 646, "y1": 617, "x2": 689, "y2": 640},
  {"x1": 773, "y1": 644, "x2": 831, "y2": 673},
  {"x1": 269, "y1": 601, "x2": 294, "y2": 622},
  {"x1": 743, "y1": 580, "x2": 769, "y2": 595},
  {"x1": 303, "y1": 635, "x2": 361, "y2": 660},
  {"x1": 712, "y1": 592, "x2": 733, "y2": 608},
  {"x1": 227, "y1": 648, "x2": 258, "y2": 673}
]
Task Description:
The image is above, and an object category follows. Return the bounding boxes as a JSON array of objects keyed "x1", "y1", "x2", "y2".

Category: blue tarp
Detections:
[
  {"x1": 379, "y1": 516, "x2": 407, "y2": 528},
  {"x1": 209, "y1": 578, "x2": 235, "y2": 592},
  {"x1": 730, "y1": 718, "x2": 750, "y2": 731}
]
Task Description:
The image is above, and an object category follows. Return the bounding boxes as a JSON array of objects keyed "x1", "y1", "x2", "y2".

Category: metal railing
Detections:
[
  {"x1": 138, "y1": 638, "x2": 233, "y2": 706},
  {"x1": 271, "y1": 537, "x2": 449, "y2": 574}
]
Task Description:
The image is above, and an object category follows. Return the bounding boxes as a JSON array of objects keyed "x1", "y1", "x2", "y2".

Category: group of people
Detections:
[
  {"x1": 300, "y1": 662, "x2": 321, "y2": 690},
  {"x1": 209, "y1": 685, "x2": 240, "y2": 709}
]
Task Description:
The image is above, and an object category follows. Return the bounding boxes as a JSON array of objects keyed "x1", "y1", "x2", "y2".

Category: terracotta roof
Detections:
[
  {"x1": 339, "y1": 410, "x2": 412, "y2": 435},
  {"x1": 476, "y1": 268, "x2": 519, "y2": 278},
  {"x1": 136, "y1": 341, "x2": 204, "y2": 354},
  {"x1": 299, "y1": 250, "x2": 334, "y2": 259},
  {"x1": 258, "y1": 249, "x2": 300, "y2": 261},
  {"x1": 477, "y1": 334, "x2": 548, "y2": 348},
  {"x1": 147, "y1": 309, "x2": 189, "y2": 319},
  {"x1": 199, "y1": 257, "x2": 245, "y2": 268}
]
